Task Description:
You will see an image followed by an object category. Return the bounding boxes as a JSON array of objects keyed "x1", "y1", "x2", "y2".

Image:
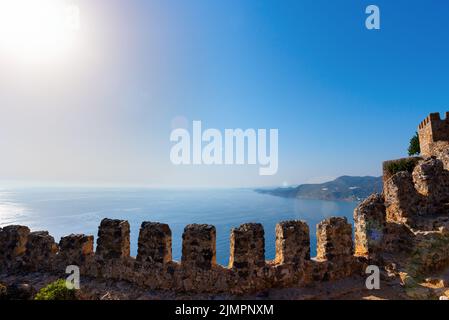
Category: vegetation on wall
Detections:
[
  {"x1": 384, "y1": 157, "x2": 420, "y2": 177},
  {"x1": 34, "y1": 279, "x2": 76, "y2": 300}
]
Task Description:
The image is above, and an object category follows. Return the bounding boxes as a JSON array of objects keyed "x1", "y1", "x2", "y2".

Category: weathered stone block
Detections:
[
  {"x1": 137, "y1": 222, "x2": 172, "y2": 264},
  {"x1": 96, "y1": 218, "x2": 130, "y2": 259},
  {"x1": 354, "y1": 193, "x2": 386, "y2": 258},
  {"x1": 412, "y1": 157, "x2": 449, "y2": 215},
  {"x1": 59, "y1": 234, "x2": 94, "y2": 265},
  {"x1": 406, "y1": 231, "x2": 449, "y2": 275},
  {"x1": 384, "y1": 171, "x2": 419, "y2": 223},
  {"x1": 275, "y1": 220, "x2": 310, "y2": 265},
  {"x1": 181, "y1": 224, "x2": 216, "y2": 270},
  {"x1": 0, "y1": 225, "x2": 30, "y2": 269},
  {"x1": 25, "y1": 231, "x2": 58, "y2": 270},
  {"x1": 382, "y1": 222, "x2": 414, "y2": 254},
  {"x1": 316, "y1": 217, "x2": 353, "y2": 262},
  {"x1": 229, "y1": 223, "x2": 265, "y2": 271},
  {"x1": 413, "y1": 158, "x2": 444, "y2": 196}
]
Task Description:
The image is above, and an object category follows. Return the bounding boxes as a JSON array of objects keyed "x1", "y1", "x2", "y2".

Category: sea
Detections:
[{"x1": 0, "y1": 188, "x2": 357, "y2": 266}]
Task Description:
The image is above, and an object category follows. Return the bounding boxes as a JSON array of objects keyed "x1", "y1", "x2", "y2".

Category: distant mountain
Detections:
[{"x1": 255, "y1": 176, "x2": 382, "y2": 202}]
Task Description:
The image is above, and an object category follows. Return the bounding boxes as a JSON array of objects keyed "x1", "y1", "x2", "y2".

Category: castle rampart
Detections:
[
  {"x1": 2, "y1": 112, "x2": 449, "y2": 296},
  {"x1": 0, "y1": 216, "x2": 363, "y2": 294}
]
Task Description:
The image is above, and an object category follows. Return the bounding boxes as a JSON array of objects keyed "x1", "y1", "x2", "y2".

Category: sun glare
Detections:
[{"x1": 0, "y1": 0, "x2": 80, "y2": 65}]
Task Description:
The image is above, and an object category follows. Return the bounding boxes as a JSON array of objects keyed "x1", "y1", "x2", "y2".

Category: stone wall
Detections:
[
  {"x1": 2, "y1": 154, "x2": 448, "y2": 293},
  {"x1": 354, "y1": 193, "x2": 415, "y2": 258},
  {"x1": 418, "y1": 112, "x2": 449, "y2": 159},
  {"x1": 0, "y1": 217, "x2": 362, "y2": 294},
  {"x1": 384, "y1": 171, "x2": 420, "y2": 224},
  {"x1": 383, "y1": 157, "x2": 449, "y2": 228},
  {"x1": 354, "y1": 114, "x2": 449, "y2": 276},
  {"x1": 2, "y1": 112, "x2": 449, "y2": 295},
  {"x1": 353, "y1": 193, "x2": 386, "y2": 258}
]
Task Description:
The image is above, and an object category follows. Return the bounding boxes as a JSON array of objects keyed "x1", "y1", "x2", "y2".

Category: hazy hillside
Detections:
[{"x1": 255, "y1": 176, "x2": 382, "y2": 201}]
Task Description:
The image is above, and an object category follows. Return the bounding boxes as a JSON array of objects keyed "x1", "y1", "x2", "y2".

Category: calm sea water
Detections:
[{"x1": 0, "y1": 188, "x2": 357, "y2": 266}]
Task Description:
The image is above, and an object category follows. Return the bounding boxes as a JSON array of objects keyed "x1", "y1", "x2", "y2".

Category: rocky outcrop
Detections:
[{"x1": 352, "y1": 112, "x2": 449, "y2": 287}]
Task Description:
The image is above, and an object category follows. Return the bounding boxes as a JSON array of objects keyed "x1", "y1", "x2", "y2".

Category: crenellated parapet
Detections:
[
  {"x1": 0, "y1": 216, "x2": 365, "y2": 294},
  {"x1": 2, "y1": 112, "x2": 449, "y2": 295},
  {"x1": 418, "y1": 112, "x2": 449, "y2": 159}
]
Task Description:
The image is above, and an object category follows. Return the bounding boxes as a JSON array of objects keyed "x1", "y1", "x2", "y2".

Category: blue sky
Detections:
[{"x1": 1, "y1": 0, "x2": 449, "y2": 187}]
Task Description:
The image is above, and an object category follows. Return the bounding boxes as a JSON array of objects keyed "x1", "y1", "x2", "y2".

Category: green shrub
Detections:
[
  {"x1": 384, "y1": 157, "x2": 420, "y2": 177},
  {"x1": 408, "y1": 132, "x2": 421, "y2": 156},
  {"x1": 34, "y1": 279, "x2": 76, "y2": 300}
]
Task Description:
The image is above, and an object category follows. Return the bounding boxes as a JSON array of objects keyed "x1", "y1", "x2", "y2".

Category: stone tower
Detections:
[{"x1": 418, "y1": 112, "x2": 449, "y2": 158}]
